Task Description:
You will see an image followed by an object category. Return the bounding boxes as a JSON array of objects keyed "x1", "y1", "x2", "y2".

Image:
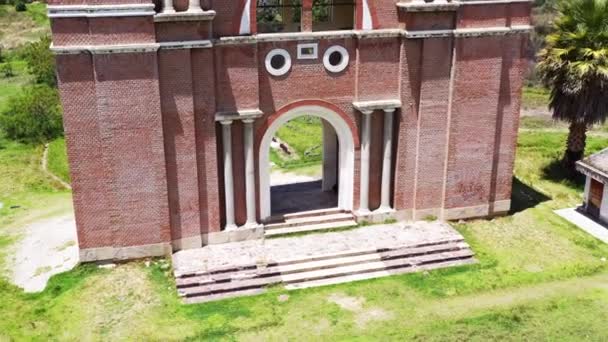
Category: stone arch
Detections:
[{"x1": 258, "y1": 104, "x2": 357, "y2": 220}]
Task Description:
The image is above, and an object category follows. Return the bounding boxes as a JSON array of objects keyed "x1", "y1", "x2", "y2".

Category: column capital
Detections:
[
  {"x1": 242, "y1": 118, "x2": 256, "y2": 124},
  {"x1": 220, "y1": 120, "x2": 233, "y2": 126},
  {"x1": 383, "y1": 108, "x2": 397, "y2": 114},
  {"x1": 361, "y1": 110, "x2": 374, "y2": 115}
]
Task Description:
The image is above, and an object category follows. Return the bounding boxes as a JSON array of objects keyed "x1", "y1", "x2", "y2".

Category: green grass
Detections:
[
  {"x1": 0, "y1": 3, "x2": 50, "y2": 49},
  {"x1": 2, "y1": 130, "x2": 608, "y2": 339},
  {"x1": 522, "y1": 86, "x2": 550, "y2": 109},
  {"x1": 272, "y1": 116, "x2": 323, "y2": 168},
  {"x1": 47, "y1": 138, "x2": 70, "y2": 183},
  {"x1": 0, "y1": 60, "x2": 32, "y2": 112}
]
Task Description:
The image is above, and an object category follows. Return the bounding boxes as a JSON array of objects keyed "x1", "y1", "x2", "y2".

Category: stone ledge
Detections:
[
  {"x1": 154, "y1": 10, "x2": 216, "y2": 22},
  {"x1": 203, "y1": 227, "x2": 265, "y2": 245},
  {"x1": 215, "y1": 109, "x2": 264, "y2": 122},
  {"x1": 48, "y1": 4, "x2": 155, "y2": 18},
  {"x1": 50, "y1": 42, "x2": 160, "y2": 55},
  {"x1": 159, "y1": 40, "x2": 213, "y2": 50},
  {"x1": 397, "y1": 1, "x2": 461, "y2": 12},
  {"x1": 79, "y1": 242, "x2": 172, "y2": 262},
  {"x1": 353, "y1": 99, "x2": 402, "y2": 113}
]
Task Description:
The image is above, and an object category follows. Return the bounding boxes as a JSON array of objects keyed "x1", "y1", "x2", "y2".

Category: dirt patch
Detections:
[
  {"x1": 9, "y1": 214, "x2": 78, "y2": 292},
  {"x1": 328, "y1": 293, "x2": 393, "y2": 328}
]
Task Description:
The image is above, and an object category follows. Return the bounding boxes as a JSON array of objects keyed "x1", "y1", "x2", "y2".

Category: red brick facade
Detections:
[{"x1": 50, "y1": 0, "x2": 532, "y2": 261}]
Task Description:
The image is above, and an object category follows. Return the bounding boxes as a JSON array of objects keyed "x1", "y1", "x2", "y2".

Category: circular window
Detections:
[
  {"x1": 265, "y1": 49, "x2": 291, "y2": 77},
  {"x1": 323, "y1": 45, "x2": 349, "y2": 73}
]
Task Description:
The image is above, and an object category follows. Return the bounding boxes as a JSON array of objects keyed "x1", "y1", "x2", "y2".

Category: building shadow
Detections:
[
  {"x1": 270, "y1": 180, "x2": 338, "y2": 216},
  {"x1": 541, "y1": 159, "x2": 586, "y2": 190},
  {"x1": 509, "y1": 177, "x2": 551, "y2": 215}
]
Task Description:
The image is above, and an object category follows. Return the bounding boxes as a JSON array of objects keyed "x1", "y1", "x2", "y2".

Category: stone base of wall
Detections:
[
  {"x1": 392, "y1": 200, "x2": 511, "y2": 222},
  {"x1": 354, "y1": 208, "x2": 397, "y2": 224},
  {"x1": 79, "y1": 242, "x2": 173, "y2": 262}
]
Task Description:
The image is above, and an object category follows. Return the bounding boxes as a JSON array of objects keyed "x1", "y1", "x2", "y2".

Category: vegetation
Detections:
[
  {"x1": 47, "y1": 138, "x2": 70, "y2": 184},
  {"x1": 0, "y1": 2, "x2": 49, "y2": 49},
  {"x1": 537, "y1": 0, "x2": 608, "y2": 172},
  {"x1": 2, "y1": 128, "x2": 608, "y2": 339},
  {"x1": 20, "y1": 35, "x2": 56, "y2": 87},
  {"x1": 0, "y1": 85, "x2": 62, "y2": 143},
  {"x1": 271, "y1": 116, "x2": 324, "y2": 169}
]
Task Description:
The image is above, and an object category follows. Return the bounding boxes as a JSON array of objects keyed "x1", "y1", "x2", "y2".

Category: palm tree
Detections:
[{"x1": 537, "y1": 0, "x2": 608, "y2": 173}]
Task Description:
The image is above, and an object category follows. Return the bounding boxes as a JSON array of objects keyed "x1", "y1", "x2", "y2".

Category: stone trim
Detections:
[
  {"x1": 215, "y1": 109, "x2": 264, "y2": 122},
  {"x1": 443, "y1": 200, "x2": 511, "y2": 220},
  {"x1": 50, "y1": 43, "x2": 160, "y2": 55},
  {"x1": 79, "y1": 242, "x2": 172, "y2": 262},
  {"x1": 202, "y1": 226, "x2": 265, "y2": 245},
  {"x1": 158, "y1": 40, "x2": 213, "y2": 50},
  {"x1": 397, "y1": 1, "x2": 460, "y2": 12},
  {"x1": 577, "y1": 161, "x2": 608, "y2": 184},
  {"x1": 353, "y1": 99, "x2": 402, "y2": 112},
  {"x1": 172, "y1": 235, "x2": 203, "y2": 250},
  {"x1": 47, "y1": 4, "x2": 155, "y2": 18},
  {"x1": 154, "y1": 10, "x2": 216, "y2": 22}
]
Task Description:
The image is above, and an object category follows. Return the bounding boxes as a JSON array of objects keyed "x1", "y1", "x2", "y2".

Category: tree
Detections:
[
  {"x1": 537, "y1": 0, "x2": 608, "y2": 173},
  {"x1": 21, "y1": 36, "x2": 56, "y2": 87},
  {"x1": 0, "y1": 85, "x2": 63, "y2": 143}
]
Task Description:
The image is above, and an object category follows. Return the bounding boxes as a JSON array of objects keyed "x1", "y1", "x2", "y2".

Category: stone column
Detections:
[
  {"x1": 221, "y1": 120, "x2": 237, "y2": 231},
  {"x1": 243, "y1": 119, "x2": 259, "y2": 228},
  {"x1": 187, "y1": 0, "x2": 204, "y2": 13},
  {"x1": 162, "y1": 0, "x2": 175, "y2": 13},
  {"x1": 378, "y1": 109, "x2": 395, "y2": 212},
  {"x1": 358, "y1": 110, "x2": 373, "y2": 215}
]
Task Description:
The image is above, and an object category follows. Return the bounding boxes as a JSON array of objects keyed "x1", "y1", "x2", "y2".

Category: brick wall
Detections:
[{"x1": 51, "y1": 0, "x2": 530, "y2": 259}]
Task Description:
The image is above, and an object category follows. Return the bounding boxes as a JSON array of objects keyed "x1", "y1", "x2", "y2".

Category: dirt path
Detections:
[{"x1": 41, "y1": 143, "x2": 71, "y2": 190}]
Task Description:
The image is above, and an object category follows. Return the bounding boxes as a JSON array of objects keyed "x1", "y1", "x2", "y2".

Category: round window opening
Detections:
[
  {"x1": 270, "y1": 54, "x2": 286, "y2": 70},
  {"x1": 328, "y1": 51, "x2": 343, "y2": 66},
  {"x1": 323, "y1": 46, "x2": 349, "y2": 73},
  {"x1": 265, "y1": 49, "x2": 292, "y2": 77}
]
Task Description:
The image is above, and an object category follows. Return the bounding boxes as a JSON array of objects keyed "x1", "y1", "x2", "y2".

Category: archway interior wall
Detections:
[{"x1": 258, "y1": 105, "x2": 356, "y2": 220}]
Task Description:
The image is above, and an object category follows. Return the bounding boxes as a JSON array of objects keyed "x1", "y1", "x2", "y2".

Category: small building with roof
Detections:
[{"x1": 577, "y1": 148, "x2": 608, "y2": 224}]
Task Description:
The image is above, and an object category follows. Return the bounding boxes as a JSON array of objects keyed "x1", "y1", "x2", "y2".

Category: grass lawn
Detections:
[
  {"x1": 1, "y1": 128, "x2": 608, "y2": 340},
  {"x1": 0, "y1": 60, "x2": 32, "y2": 113},
  {"x1": 0, "y1": 3, "x2": 49, "y2": 49},
  {"x1": 272, "y1": 116, "x2": 324, "y2": 169},
  {"x1": 47, "y1": 138, "x2": 70, "y2": 184}
]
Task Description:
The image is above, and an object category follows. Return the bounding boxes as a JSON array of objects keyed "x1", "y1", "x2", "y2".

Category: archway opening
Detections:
[
  {"x1": 268, "y1": 115, "x2": 338, "y2": 217},
  {"x1": 259, "y1": 105, "x2": 355, "y2": 221}
]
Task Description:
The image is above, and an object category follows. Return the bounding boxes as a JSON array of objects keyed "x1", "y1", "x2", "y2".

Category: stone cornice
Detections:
[
  {"x1": 47, "y1": 4, "x2": 155, "y2": 18},
  {"x1": 396, "y1": 0, "x2": 533, "y2": 12},
  {"x1": 49, "y1": 25, "x2": 532, "y2": 54},
  {"x1": 577, "y1": 161, "x2": 608, "y2": 184},
  {"x1": 353, "y1": 100, "x2": 402, "y2": 113},
  {"x1": 154, "y1": 10, "x2": 216, "y2": 23},
  {"x1": 215, "y1": 109, "x2": 264, "y2": 122}
]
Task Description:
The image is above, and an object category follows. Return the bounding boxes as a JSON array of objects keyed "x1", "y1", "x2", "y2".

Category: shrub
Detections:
[
  {"x1": 1, "y1": 63, "x2": 14, "y2": 78},
  {"x1": 0, "y1": 85, "x2": 63, "y2": 143},
  {"x1": 14, "y1": 0, "x2": 26, "y2": 12},
  {"x1": 21, "y1": 36, "x2": 56, "y2": 87}
]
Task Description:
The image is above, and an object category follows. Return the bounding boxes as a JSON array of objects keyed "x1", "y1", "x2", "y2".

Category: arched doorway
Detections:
[{"x1": 259, "y1": 105, "x2": 355, "y2": 221}]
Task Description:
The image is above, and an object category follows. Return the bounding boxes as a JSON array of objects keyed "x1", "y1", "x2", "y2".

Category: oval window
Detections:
[
  {"x1": 265, "y1": 49, "x2": 292, "y2": 77},
  {"x1": 323, "y1": 46, "x2": 349, "y2": 73}
]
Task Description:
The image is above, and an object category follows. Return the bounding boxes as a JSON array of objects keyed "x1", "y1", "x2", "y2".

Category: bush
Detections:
[
  {"x1": 14, "y1": 0, "x2": 26, "y2": 12},
  {"x1": 21, "y1": 36, "x2": 56, "y2": 87},
  {"x1": 1, "y1": 63, "x2": 14, "y2": 78},
  {"x1": 0, "y1": 85, "x2": 63, "y2": 143}
]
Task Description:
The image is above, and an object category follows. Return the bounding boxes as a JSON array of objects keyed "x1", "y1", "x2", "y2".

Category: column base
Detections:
[
  {"x1": 356, "y1": 207, "x2": 396, "y2": 224},
  {"x1": 186, "y1": 7, "x2": 204, "y2": 14},
  {"x1": 242, "y1": 222, "x2": 264, "y2": 230},
  {"x1": 224, "y1": 223, "x2": 238, "y2": 232}
]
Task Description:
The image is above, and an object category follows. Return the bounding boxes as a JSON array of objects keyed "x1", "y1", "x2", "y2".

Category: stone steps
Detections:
[
  {"x1": 176, "y1": 239, "x2": 475, "y2": 304},
  {"x1": 264, "y1": 210, "x2": 357, "y2": 237}
]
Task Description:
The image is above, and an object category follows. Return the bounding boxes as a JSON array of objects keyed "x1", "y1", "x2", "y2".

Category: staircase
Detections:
[
  {"x1": 264, "y1": 208, "x2": 358, "y2": 237},
  {"x1": 174, "y1": 232, "x2": 476, "y2": 304}
]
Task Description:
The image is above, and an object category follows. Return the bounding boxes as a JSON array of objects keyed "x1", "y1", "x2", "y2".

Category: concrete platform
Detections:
[
  {"x1": 555, "y1": 208, "x2": 608, "y2": 244},
  {"x1": 172, "y1": 221, "x2": 476, "y2": 303}
]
